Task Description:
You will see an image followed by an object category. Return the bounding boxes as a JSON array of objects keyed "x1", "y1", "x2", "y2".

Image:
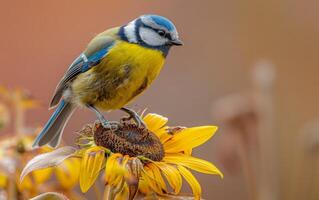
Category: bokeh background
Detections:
[{"x1": 1, "y1": 0, "x2": 319, "y2": 199}]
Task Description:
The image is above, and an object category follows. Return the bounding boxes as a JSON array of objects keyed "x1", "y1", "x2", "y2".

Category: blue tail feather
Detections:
[{"x1": 32, "y1": 100, "x2": 75, "y2": 148}]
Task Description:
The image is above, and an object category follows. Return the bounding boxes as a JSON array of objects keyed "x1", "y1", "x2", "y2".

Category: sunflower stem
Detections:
[
  {"x1": 93, "y1": 182, "x2": 102, "y2": 200},
  {"x1": 137, "y1": 156, "x2": 152, "y2": 163},
  {"x1": 13, "y1": 91, "x2": 24, "y2": 137},
  {"x1": 103, "y1": 186, "x2": 115, "y2": 200}
]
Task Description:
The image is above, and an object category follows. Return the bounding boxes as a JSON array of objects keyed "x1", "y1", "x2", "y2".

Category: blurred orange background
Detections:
[{"x1": 1, "y1": 0, "x2": 319, "y2": 199}]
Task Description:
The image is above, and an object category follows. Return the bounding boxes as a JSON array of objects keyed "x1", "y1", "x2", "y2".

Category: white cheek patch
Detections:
[
  {"x1": 124, "y1": 20, "x2": 137, "y2": 43},
  {"x1": 139, "y1": 27, "x2": 168, "y2": 46},
  {"x1": 171, "y1": 31, "x2": 179, "y2": 41}
]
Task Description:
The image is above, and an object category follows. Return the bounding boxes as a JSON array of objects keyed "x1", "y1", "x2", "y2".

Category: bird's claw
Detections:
[
  {"x1": 121, "y1": 108, "x2": 147, "y2": 129},
  {"x1": 132, "y1": 114, "x2": 147, "y2": 129}
]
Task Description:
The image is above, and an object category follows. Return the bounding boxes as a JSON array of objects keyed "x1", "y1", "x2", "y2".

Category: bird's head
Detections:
[{"x1": 120, "y1": 15, "x2": 183, "y2": 56}]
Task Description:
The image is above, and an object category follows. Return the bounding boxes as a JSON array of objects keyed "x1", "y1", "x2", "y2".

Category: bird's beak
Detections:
[{"x1": 170, "y1": 38, "x2": 183, "y2": 46}]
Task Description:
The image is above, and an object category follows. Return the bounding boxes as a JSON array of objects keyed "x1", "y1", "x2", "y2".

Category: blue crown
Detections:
[{"x1": 147, "y1": 15, "x2": 176, "y2": 31}]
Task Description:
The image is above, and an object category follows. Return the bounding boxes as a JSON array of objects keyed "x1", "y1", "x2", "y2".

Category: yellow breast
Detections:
[{"x1": 72, "y1": 41, "x2": 165, "y2": 110}]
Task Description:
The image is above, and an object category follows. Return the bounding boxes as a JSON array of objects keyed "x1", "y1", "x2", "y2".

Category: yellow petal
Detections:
[
  {"x1": 155, "y1": 126, "x2": 173, "y2": 143},
  {"x1": 177, "y1": 166, "x2": 201, "y2": 200},
  {"x1": 138, "y1": 177, "x2": 150, "y2": 195},
  {"x1": 79, "y1": 146, "x2": 105, "y2": 192},
  {"x1": 164, "y1": 126, "x2": 218, "y2": 153},
  {"x1": 115, "y1": 184, "x2": 129, "y2": 200},
  {"x1": 142, "y1": 166, "x2": 164, "y2": 195},
  {"x1": 105, "y1": 153, "x2": 126, "y2": 186},
  {"x1": 121, "y1": 155, "x2": 130, "y2": 167},
  {"x1": 156, "y1": 162, "x2": 182, "y2": 194},
  {"x1": 111, "y1": 178, "x2": 126, "y2": 200},
  {"x1": 147, "y1": 163, "x2": 167, "y2": 192},
  {"x1": 184, "y1": 149, "x2": 193, "y2": 156},
  {"x1": 164, "y1": 154, "x2": 223, "y2": 178},
  {"x1": 32, "y1": 167, "x2": 53, "y2": 184},
  {"x1": 55, "y1": 157, "x2": 80, "y2": 189},
  {"x1": 143, "y1": 113, "x2": 168, "y2": 133},
  {"x1": 121, "y1": 156, "x2": 135, "y2": 185}
]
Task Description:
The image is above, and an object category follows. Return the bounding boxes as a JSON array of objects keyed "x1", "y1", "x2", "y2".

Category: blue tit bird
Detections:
[{"x1": 32, "y1": 14, "x2": 183, "y2": 148}]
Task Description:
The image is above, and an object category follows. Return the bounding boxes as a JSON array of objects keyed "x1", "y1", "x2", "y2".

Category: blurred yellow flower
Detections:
[
  {"x1": 19, "y1": 158, "x2": 80, "y2": 192},
  {"x1": 0, "y1": 86, "x2": 82, "y2": 199},
  {"x1": 0, "y1": 86, "x2": 39, "y2": 110},
  {"x1": 19, "y1": 167, "x2": 53, "y2": 191},
  {"x1": 0, "y1": 134, "x2": 80, "y2": 200},
  {"x1": 0, "y1": 173, "x2": 7, "y2": 188},
  {"x1": 22, "y1": 113, "x2": 223, "y2": 200},
  {"x1": 0, "y1": 104, "x2": 9, "y2": 130},
  {"x1": 55, "y1": 157, "x2": 81, "y2": 190}
]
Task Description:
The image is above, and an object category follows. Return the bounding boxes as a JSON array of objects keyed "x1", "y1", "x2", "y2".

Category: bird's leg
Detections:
[
  {"x1": 86, "y1": 104, "x2": 119, "y2": 130},
  {"x1": 121, "y1": 107, "x2": 147, "y2": 128}
]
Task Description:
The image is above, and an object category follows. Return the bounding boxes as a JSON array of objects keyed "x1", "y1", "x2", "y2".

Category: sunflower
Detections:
[{"x1": 21, "y1": 113, "x2": 223, "y2": 200}]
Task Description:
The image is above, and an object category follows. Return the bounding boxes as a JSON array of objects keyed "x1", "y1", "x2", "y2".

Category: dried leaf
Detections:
[
  {"x1": 20, "y1": 146, "x2": 76, "y2": 182},
  {"x1": 144, "y1": 193, "x2": 203, "y2": 200},
  {"x1": 30, "y1": 192, "x2": 69, "y2": 200}
]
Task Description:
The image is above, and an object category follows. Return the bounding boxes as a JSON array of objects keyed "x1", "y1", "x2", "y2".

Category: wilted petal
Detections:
[
  {"x1": 143, "y1": 113, "x2": 168, "y2": 133},
  {"x1": 79, "y1": 146, "x2": 105, "y2": 192},
  {"x1": 20, "y1": 146, "x2": 76, "y2": 183},
  {"x1": 127, "y1": 158, "x2": 143, "y2": 200},
  {"x1": 156, "y1": 162, "x2": 182, "y2": 194},
  {"x1": 30, "y1": 192, "x2": 69, "y2": 200},
  {"x1": 177, "y1": 166, "x2": 201, "y2": 200},
  {"x1": 127, "y1": 158, "x2": 142, "y2": 181},
  {"x1": 164, "y1": 126, "x2": 218, "y2": 153},
  {"x1": 164, "y1": 154, "x2": 223, "y2": 178},
  {"x1": 127, "y1": 184, "x2": 138, "y2": 200}
]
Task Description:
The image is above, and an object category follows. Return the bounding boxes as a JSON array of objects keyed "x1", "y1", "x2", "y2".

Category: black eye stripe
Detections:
[
  {"x1": 158, "y1": 30, "x2": 165, "y2": 36},
  {"x1": 141, "y1": 24, "x2": 172, "y2": 39},
  {"x1": 156, "y1": 29, "x2": 172, "y2": 39}
]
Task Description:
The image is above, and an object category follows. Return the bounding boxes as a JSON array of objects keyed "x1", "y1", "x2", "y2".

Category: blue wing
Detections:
[{"x1": 50, "y1": 41, "x2": 115, "y2": 108}]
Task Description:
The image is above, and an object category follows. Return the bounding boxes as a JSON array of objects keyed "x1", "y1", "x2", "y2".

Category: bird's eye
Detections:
[{"x1": 157, "y1": 30, "x2": 166, "y2": 37}]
